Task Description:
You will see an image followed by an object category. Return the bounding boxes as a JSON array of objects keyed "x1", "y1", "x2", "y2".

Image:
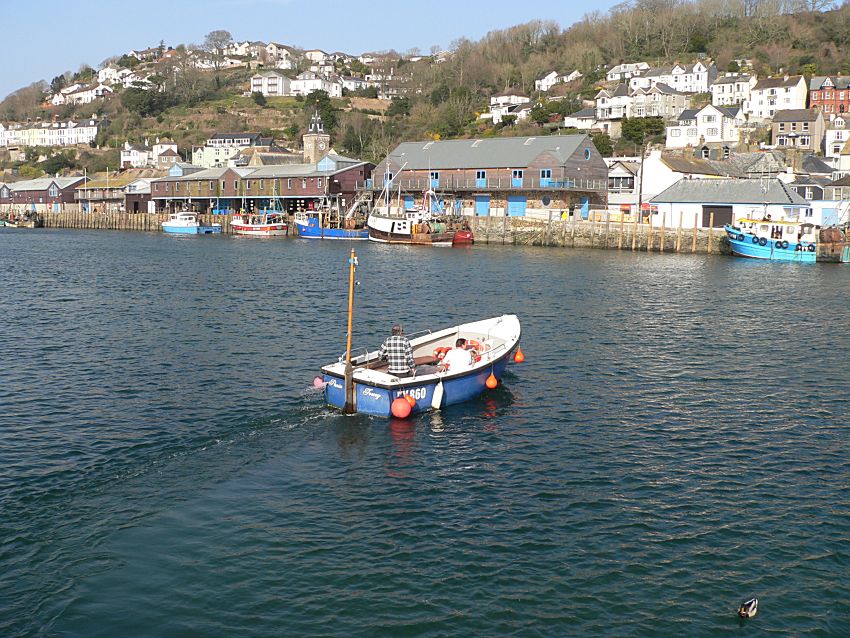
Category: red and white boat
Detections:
[{"x1": 230, "y1": 211, "x2": 288, "y2": 237}]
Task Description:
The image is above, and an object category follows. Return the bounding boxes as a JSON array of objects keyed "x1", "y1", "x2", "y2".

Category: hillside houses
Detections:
[
  {"x1": 771, "y1": 109, "x2": 825, "y2": 153},
  {"x1": 607, "y1": 62, "x2": 650, "y2": 82},
  {"x1": 710, "y1": 73, "x2": 757, "y2": 107},
  {"x1": 50, "y1": 83, "x2": 113, "y2": 106},
  {"x1": 0, "y1": 118, "x2": 105, "y2": 148},
  {"x1": 250, "y1": 71, "x2": 291, "y2": 97},
  {"x1": 809, "y1": 76, "x2": 850, "y2": 119},
  {"x1": 535, "y1": 70, "x2": 583, "y2": 93},
  {"x1": 628, "y1": 61, "x2": 717, "y2": 94},
  {"x1": 665, "y1": 104, "x2": 745, "y2": 152},
  {"x1": 596, "y1": 83, "x2": 691, "y2": 122},
  {"x1": 746, "y1": 75, "x2": 807, "y2": 120}
]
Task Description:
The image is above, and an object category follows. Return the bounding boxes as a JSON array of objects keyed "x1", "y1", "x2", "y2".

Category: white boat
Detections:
[
  {"x1": 161, "y1": 212, "x2": 221, "y2": 235},
  {"x1": 231, "y1": 211, "x2": 288, "y2": 236},
  {"x1": 367, "y1": 189, "x2": 473, "y2": 246}
]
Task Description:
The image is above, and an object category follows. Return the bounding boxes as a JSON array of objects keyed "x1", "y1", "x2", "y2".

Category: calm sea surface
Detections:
[{"x1": 1, "y1": 228, "x2": 849, "y2": 636}]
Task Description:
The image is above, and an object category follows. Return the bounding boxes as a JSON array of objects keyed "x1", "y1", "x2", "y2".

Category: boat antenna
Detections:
[{"x1": 343, "y1": 248, "x2": 358, "y2": 413}]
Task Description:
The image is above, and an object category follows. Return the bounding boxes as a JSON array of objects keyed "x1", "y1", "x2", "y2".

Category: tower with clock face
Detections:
[{"x1": 303, "y1": 109, "x2": 331, "y2": 164}]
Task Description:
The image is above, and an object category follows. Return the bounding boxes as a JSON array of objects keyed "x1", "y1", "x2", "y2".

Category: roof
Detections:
[
  {"x1": 383, "y1": 135, "x2": 592, "y2": 170},
  {"x1": 772, "y1": 108, "x2": 821, "y2": 123},
  {"x1": 660, "y1": 155, "x2": 728, "y2": 177},
  {"x1": 650, "y1": 178, "x2": 808, "y2": 205},
  {"x1": 809, "y1": 76, "x2": 850, "y2": 90},
  {"x1": 9, "y1": 176, "x2": 86, "y2": 192},
  {"x1": 209, "y1": 132, "x2": 262, "y2": 142},
  {"x1": 77, "y1": 176, "x2": 137, "y2": 189},
  {"x1": 157, "y1": 148, "x2": 179, "y2": 157},
  {"x1": 753, "y1": 75, "x2": 803, "y2": 91},
  {"x1": 828, "y1": 175, "x2": 850, "y2": 187},
  {"x1": 801, "y1": 154, "x2": 832, "y2": 175},
  {"x1": 713, "y1": 74, "x2": 752, "y2": 85},
  {"x1": 567, "y1": 108, "x2": 596, "y2": 119}
]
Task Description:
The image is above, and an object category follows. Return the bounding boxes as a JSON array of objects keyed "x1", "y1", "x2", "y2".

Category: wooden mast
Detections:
[{"x1": 343, "y1": 248, "x2": 358, "y2": 413}]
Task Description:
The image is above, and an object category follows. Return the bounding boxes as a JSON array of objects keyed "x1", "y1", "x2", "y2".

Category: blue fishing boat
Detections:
[
  {"x1": 161, "y1": 212, "x2": 222, "y2": 235},
  {"x1": 724, "y1": 219, "x2": 817, "y2": 262},
  {"x1": 319, "y1": 249, "x2": 521, "y2": 417},
  {"x1": 294, "y1": 211, "x2": 368, "y2": 240}
]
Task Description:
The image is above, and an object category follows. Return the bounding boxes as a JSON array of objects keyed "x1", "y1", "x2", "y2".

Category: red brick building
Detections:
[
  {"x1": 809, "y1": 76, "x2": 850, "y2": 118},
  {"x1": 0, "y1": 176, "x2": 86, "y2": 212}
]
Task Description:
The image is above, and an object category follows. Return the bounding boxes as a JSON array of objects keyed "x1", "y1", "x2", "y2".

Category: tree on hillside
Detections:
[
  {"x1": 0, "y1": 81, "x2": 48, "y2": 121},
  {"x1": 591, "y1": 132, "x2": 614, "y2": 157},
  {"x1": 203, "y1": 29, "x2": 233, "y2": 85},
  {"x1": 50, "y1": 75, "x2": 67, "y2": 95},
  {"x1": 303, "y1": 90, "x2": 337, "y2": 130}
]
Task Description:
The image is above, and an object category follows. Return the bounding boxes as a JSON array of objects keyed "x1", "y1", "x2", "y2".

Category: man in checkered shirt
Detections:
[{"x1": 379, "y1": 324, "x2": 415, "y2": 377}]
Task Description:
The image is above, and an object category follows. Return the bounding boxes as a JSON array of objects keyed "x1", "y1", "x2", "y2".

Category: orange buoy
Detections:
[
  {"x1": 514, "y1": 347, "x2": 525, "y2": 363},
  {"x1": 485, "y1": 373, "x2": 498, "y2": 389},
  {"x1": 404, "y1": 394, "x2": 416, "y2": 407},
  {"x1": 391, "y1": 397, "x2": 412, "y2": 418}
]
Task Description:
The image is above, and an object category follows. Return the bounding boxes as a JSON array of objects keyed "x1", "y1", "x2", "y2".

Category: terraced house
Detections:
[{"x1": 368, "y1": 135, "x2": 608, "y2": 218}]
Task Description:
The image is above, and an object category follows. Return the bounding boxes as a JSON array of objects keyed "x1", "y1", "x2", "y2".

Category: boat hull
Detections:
[
  {"x1": 725, "y1": 225, "x2": 815, "y2": 263},
  {"x1": 162, "y1": 224, "x2": 222, "y2": 235},
  {"x1": 323, "y1": 347, "x2": 516, "y2": 417},
  {"x1": 231, "y1": 224, "x2": 288, "y2": 236},
  {"x1": 296, "y1": 220, "x2": 369, "y2": 240},
  {"x1": 368, "y1": 227, "x2": 456, "y2": 245}
]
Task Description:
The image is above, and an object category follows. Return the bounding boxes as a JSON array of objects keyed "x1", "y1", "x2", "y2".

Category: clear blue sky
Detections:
[{"x1": 1, "y1": 0, "x2": 622, "y2": 100}]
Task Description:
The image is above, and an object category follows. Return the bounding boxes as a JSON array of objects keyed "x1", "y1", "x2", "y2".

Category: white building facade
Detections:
[
  {"x1": 746, "y1": 75, "x2": 807, "y2": 120},
  {"x1": 665, "y1": 104, "x2": 743, "y2": 149},
  {"x1": 250, "y1": 71, "x2": 291, "y2": 97},
  {"x1": 710, "y1": 73, "x2": 757, "y2": 106}
]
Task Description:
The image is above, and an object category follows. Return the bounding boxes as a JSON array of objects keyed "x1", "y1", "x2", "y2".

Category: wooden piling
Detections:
[
  {"x1": 618, "y1": 212, "x2": 624, "y2": 250},
  {"x1": 676, "y1": 214, "x2": 683, "y2": 253},
  {"x1": 631, "y1": 214, "x2": 638, "y2": 251},
  {"x1": 708, "y1": 212, "x2": 715, "y2": 253},
  {"x1": 604, "y1": 210, "x2": 611, "y2": 249},
  {"x1": 692, "y1": 212, "x2": 698, "y2": 252},
  {"x1": 545, "y1": 209, "x2": 553, "y2": 247},
  {"x1": 660, "y1": 212, "x2": 666, "y2": 253}
]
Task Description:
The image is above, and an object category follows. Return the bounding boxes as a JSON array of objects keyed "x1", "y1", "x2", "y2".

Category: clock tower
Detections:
[{"x1": 303, "y1": 109, "x2": 331, "y2": 164}]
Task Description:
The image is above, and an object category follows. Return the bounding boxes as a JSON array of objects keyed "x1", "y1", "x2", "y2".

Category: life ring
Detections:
[
  {"x1": 751, "y1": 236, "x2": 759, "y2": 244},
  {"x1": 807, "y1": 244, "x2": 815, "y2": 252},
  {"x1": 737, "y1": 233, "x2": 745, "y2": 241},
  {"x1": 758, "y1": 237, "x2": 767, "y2": 246},
  {"x1": 433, "y1": 346, "x2": 451, "y2": 360},
  {"x1": 780, "y1": 240, "x2": 789, "y2": 249},
  {"x1": 795, "y1": 244, "x2": 802, "y2": 252}
]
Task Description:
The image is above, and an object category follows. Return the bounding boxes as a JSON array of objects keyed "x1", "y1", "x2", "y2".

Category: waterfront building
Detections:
[
  {"x1": 0, "y1": 176, "x2": 87, "y2": 212},
  {"x1": 650, "y1": 177, "x2": 810, "y2": 229},
  {"x1": 368, "y1": 134, "x2": 608, "y2": 218},
  {"x1": 149, "y1": 157, "x2": 373, "y2": 214}
]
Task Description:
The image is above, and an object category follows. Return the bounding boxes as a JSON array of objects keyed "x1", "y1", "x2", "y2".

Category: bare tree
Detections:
[{"x1": 203, "y1": 29, "x2": 234, "y2": 75}]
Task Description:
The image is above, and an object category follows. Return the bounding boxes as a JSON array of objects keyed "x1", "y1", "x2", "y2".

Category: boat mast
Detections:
[{"x1": 343, "y1": 248, "x2": 358, "y2": 413}]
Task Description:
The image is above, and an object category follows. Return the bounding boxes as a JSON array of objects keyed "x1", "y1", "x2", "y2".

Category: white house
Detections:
[
  {"x1": 304, "y1": 49, "x2": 329, "y2": 63},
  {"x1": 482, "y1": 92, "x2": 531, "y2": 124},
  {"x1": 535, "y1": 70, "x2": 583, "y2": 92},
  {"x1": 564, "y1": 108, "x2": 597, "y2": 131},
  {"x1": 665, "y1": 104, "x2": 744, "y2": 150},
  {"x1": 711, "y1": 73, "x2": 757, "y2": 107},
  {"x1": 191, "y1": 133, "x2": 268, "y2": 168},
  {"x1": 250, "y1": 71, "x2": 291, "y2": 97},
  {"x1": 650, "y1": 177, "x2": 810, "y2": 228},
  {"x1": 120, "y1": 138, "x2": 179, "y2": 168},
  {"x1": 290, "y1": 71, "x2": 342, "y2": 98},
  {"x1": 607, "y1": 62, "x2": 650, "y2": 83},
  {"x1": 265, "y1": 43, "x2": 295, "y2": 70},
  {"x1": 595, "y1": 83, "x2": 632, "y2": 120},
  {"x1": 630, "y1": 83, "x2": 691, "y2": 119},
  {"x1": 0, "y1": 118, "x2": 105, "y2": 148},
  {"x1": 745, "y1": 75, "x2": 807, "y2": 120},
  {"x1": 341, "y1": 76, "x2": 368, "y2": 92},
  {"x1": 826, "y1": 115, "x2": 849, "y2": 159},
  {"x1": 629, "y1": 62, "x2": 717, "y2": 94}
]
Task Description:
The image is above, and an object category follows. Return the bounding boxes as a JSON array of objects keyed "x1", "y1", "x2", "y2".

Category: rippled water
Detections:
[{"x1": 1, "y1": 228, "x2": 849, "y2": 636}]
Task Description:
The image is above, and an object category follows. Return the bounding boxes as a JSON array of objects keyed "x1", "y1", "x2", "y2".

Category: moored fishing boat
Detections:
[
  {"x1": 295, "y1": 195, "x2": 370, "y2": 240},
  {"x1": 724, "y1": 219, "x2": 816, "y2": 262},
  {"x1": 230, "y1": 211, "x2": 288, "y2": 236},
  {"x1": 161, "y1": 212, "x2": 221, "y2": 235},
  {"x1": 367, "y1": 188, "x2": 473, "y2": 246}
]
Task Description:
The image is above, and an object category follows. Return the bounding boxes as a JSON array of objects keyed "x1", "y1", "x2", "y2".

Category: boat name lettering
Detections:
[
  {"x1": 328, "y1": 379, "x2": 343, "y2": 390},
  {"x1": 361, "y1": 388, "x2": 383, "y2": 400}
]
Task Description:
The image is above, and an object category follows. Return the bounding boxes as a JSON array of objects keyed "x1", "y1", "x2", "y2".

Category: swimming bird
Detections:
[{"x1": 738, "y1": 597, "x2": 758, "y2": 618}]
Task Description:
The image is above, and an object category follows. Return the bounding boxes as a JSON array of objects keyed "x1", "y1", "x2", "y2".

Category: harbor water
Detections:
[{"x1": 1, "y1": 229, "x2": 849, "y2": 636}]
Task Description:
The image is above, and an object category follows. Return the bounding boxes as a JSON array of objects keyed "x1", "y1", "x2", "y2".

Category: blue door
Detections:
[
  {"x1": 404, "y1": 195, "x2": 414, "y2": 210},
  {"x1": 475, "y1": 171, "x2": 486, "y2": 188},
  {"x1": 511, "y1": 170, "x2": 524, "y2": 188},
  {"x1": 580, "y1": 196, "x2": 590, "y2": 220},
  {"x1": 475, "y1": 195, "x2": 490, "y2": 216},
  {"x1": 540, "y1": 169, "x2": 552, "y2": 187},
  {"x1": 507, "y1": 195, "x2": 527, "y2": 217}
]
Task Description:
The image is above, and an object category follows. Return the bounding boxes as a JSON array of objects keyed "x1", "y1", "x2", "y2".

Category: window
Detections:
[
  {"x1": 791, "y1": 123, "x2": 798, "y2": 131},
  {"x1": 584, "y1": 148, "x2": 592, "y2": 160},
  {"x1": 317, "y1": 177, "x2": 322, "y2": 188},
  {"x1": 429, "y1": 171, "x2": 439, "y2": 181},
  {"x1": 687, "y1": 128, "x2": 697, "y2": 136},
  {"x1": 154, "y1": 184, "x2": 159, "y2": 192},
  {"x1": 48, "y1": 184, "x2": 58, "y2": 197},
  {"x1": 234, "y1": 180, "x2": 238, "y2": 190},
  {"x1": 802, "y1": 122, "x2": 809, "y2": 131},
  {"x1": 512, "y1": 169, "x2": 523, "y2": 179},
  {"x1": 540, "y1": 169, "x2": 552, "y2": 179},
  {"x1": 707, "y1": 127, "x2": 719, "y2": 136},
  {"x1": 779, "y1": 123, "x2": 786, "y2": 131},
  {"x1": 671, "y1": 129, "x2": 681, "y2": 137},
  {"x1": 175, "y1": 183, "x2": 179, "y2": 192},
  {"x1": 210, "y1": 181, "x2": 214, "y2": 191},
  {"x1": 260, "y1": 179, "x2": 264, "y2": 190},
  {"x1": 287, "y1": 178, "x2": 292, "y2": 189},
  {"x1": 302, "y1": 178, "x2": 307, "y2": 188},
  {"x1": 701, "y1": 148, "x2": 710, "y2": 159},
  {"x1": 221, "y1": 180, "x2": 226, "y2": 190},
  {"x1": 246, "y1": 180, "x2": 251, "y2": 189},
  {"x1": 476, "y1": 170, "x2": 486, "y2": 180},
  {"x1": 165, "y1": 183, "x2": 169, "y2": 192},
  {"x1": 704, "y1": 115, "x2": 716, "y2": 123}
]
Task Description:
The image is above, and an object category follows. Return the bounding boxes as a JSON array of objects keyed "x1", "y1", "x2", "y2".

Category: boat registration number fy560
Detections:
[{"x1": 398, "y1": 387, "x2": 427, "y2": 401}]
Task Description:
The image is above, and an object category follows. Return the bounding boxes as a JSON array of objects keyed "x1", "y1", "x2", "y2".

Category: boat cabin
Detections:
[{"x1": 735, "y1": 218, "x2": 816, "y2": 243}]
